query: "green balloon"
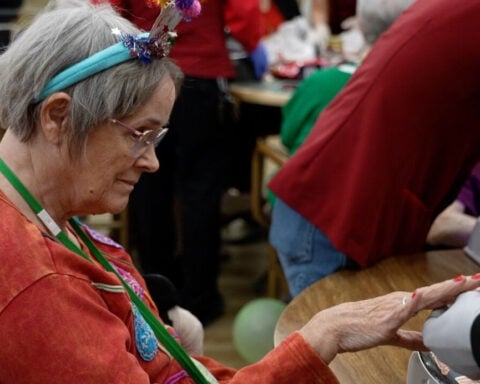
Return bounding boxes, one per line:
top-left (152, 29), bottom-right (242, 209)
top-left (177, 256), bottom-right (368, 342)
top-left (233, 298), bottom-right (286, 363)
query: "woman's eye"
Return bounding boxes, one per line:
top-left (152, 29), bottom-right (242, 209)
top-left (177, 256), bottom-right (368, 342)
top-left (132, 128), bottom-right (147, 138)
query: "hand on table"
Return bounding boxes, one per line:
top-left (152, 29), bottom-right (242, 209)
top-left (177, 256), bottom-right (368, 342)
top-left (299, 275), bottom-right (480, 364)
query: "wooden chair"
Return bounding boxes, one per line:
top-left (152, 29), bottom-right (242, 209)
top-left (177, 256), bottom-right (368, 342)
top-left (250, 135), bottom-right (290, 298)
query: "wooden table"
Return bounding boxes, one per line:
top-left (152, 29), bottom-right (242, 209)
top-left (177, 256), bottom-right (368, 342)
top-left (274, 249), bottom-right (480, 384)
top-left (229, 79), bottom-right (297, 108)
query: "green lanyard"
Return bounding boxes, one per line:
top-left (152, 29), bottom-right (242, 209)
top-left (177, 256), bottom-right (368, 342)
top-left (0, 157), bottom-right (214, 384)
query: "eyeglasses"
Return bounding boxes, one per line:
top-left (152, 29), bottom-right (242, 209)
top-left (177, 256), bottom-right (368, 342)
top-left (110, 118), bottom-right (168, 156)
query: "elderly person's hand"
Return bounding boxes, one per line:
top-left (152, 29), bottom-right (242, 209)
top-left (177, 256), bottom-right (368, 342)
top-left (299, 275), bottom-right (480, 364)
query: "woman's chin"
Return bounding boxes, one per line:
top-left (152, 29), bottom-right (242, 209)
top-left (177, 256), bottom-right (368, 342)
top-left (90, 199), bottom-right (129, 216)
top-left (109, 200), bottom-right (129, 215)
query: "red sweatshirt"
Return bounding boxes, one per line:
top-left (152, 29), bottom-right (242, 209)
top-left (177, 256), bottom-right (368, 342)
top-left (269, 0), bottom-right (480, 268)
top-left (96, 0), bottom-right (263, 78)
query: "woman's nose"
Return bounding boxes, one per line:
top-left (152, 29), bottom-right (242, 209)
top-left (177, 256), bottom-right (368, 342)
top-left (136, 144), bottom-right (160, 173)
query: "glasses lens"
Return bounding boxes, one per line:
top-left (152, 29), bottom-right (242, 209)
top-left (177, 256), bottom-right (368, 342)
top-left (153, 129), bottom-right (168, 146)
top-left (141, 128), bottom-right (168, 147)
top-left (132, 128), bottom-right (169, 155)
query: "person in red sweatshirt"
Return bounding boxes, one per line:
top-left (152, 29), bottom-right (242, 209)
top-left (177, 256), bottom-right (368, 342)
top-left (269, 0), bottom-right (480, 297)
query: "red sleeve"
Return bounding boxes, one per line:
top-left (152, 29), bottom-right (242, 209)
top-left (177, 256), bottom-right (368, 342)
top-left (196, 332), bottom-right (339, 384)
top-left (224, 0), bottom-right (264, 52)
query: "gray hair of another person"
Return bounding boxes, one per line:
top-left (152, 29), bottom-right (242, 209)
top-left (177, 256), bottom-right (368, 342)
top-left (357, 0), bottom-right (416, 45)
top-left (0, 1), bottom-right (183, 159)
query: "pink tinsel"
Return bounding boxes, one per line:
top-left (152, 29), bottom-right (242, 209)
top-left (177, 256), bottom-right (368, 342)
top-left (180, 0), bottom-right (201, 18)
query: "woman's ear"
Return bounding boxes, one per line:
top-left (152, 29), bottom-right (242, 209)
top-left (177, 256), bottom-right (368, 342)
top-left (39, 92), bottom-right (72, 145)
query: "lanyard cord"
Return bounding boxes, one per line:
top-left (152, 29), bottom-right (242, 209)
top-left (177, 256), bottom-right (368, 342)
top-left (0, 157), bottom-right (212, 384)
top-left (0, 158), bottom-right (91, 261)
top-left (69, 218), bottom-right (213, 384)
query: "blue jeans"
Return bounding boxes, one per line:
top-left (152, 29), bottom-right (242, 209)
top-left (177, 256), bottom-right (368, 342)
top-left (269, 198), bottom-right (357, 297)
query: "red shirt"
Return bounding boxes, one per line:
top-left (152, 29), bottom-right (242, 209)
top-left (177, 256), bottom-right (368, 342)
top-left (99, 0), bottom-right (263, 78)
top-left (261, 2), bottom-right (287, 36)
top-left (269, 0), bottom-right (480, 268)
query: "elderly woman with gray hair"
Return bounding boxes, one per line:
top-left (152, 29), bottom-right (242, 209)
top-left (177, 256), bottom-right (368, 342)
top-left (0, 1), bottom-right (479, 383)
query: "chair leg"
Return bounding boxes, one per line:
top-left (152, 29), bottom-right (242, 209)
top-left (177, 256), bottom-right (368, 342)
top-left (267, 244), bottom-right (288, 299)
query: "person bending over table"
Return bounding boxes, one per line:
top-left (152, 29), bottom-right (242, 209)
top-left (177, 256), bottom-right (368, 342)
top-left (265, 0), bottom-right (415, 219)
top-left (269, 0), bottom-right (480, 298)
top-left (1, 1), bottom-right (480, 383)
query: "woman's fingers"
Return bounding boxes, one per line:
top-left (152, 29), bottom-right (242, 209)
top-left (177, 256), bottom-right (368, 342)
top-left (391, 329), bottom-right (426, 351)
top-left (301, 275), bottom-right (480, 363)
top-left (411, 275), bottom-right (480, 312)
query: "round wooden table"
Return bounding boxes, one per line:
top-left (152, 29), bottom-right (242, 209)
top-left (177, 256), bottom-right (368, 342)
top-left (229, 80), bottom-right (296, 108)
top-left (274, 249), bottom-right (480, 384)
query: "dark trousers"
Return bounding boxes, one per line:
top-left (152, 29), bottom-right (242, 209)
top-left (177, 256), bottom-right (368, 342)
top-left (129, 77), bottom-right (228, 320)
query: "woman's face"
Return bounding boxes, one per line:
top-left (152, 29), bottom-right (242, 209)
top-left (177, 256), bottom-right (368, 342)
top-left (67, 76), bottom-right (176, 216)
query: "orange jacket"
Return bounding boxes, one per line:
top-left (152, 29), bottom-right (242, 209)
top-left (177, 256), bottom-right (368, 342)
top-left (0, 191), bottom-right (336, 383)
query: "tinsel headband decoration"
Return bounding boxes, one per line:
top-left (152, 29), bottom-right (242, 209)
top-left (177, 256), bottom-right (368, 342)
top-left (35, 0), bottom-right (201, 102)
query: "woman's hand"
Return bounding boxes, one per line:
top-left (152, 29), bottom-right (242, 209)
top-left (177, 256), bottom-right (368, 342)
top-left (299, 275), bottom-right (480, 364)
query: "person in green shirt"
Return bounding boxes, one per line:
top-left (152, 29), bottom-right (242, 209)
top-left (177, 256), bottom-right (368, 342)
top-left (281, 62), bottom-right (357, 154)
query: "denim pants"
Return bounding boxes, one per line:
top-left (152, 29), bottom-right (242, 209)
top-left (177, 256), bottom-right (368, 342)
top-left (269, 198), bottom-right (356, 297)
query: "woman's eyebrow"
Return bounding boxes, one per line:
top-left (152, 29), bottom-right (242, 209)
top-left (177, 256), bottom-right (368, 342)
top-left (138, 117), bottom-right (167, 127)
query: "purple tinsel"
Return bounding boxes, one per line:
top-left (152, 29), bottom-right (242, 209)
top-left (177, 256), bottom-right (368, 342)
top-left (174, 0), bottom-right (195, 10)
top-left (118, 32), bottom-right (176, 64)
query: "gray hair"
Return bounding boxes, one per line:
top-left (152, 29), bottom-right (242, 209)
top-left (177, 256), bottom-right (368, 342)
top-left (357, 0), bottom-right (415, 45)
top-left (0, 1), bottom-right (183, 158)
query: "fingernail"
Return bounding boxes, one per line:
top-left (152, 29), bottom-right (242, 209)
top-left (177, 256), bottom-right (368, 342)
top-left (472, 273), bottom-right (480, 280)
top-left (411, 290), bottom-right (417, 299)
top-left (453, 275), bottom-right (465, 282)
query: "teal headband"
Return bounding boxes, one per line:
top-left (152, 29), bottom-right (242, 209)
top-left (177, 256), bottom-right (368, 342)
top-left (35, 31), bottom-right (163, 103)
top-left (34, 1), bottom-right (199, 103)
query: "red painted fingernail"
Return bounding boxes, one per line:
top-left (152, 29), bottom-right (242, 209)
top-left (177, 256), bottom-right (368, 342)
top-left (453, 275), bottom-right (465, 282)
top-left (472, 273), bottom-right (480, 280)
top-left (411, 290), bottom-right (417, 299)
